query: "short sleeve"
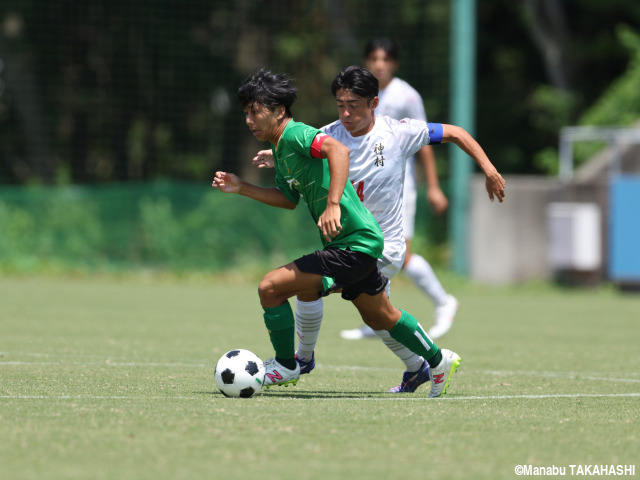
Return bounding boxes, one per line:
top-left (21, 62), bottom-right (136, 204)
top-left (285, 123), bottom-right (324, 159)
top-left (394, 118), bottom-right (431, 158)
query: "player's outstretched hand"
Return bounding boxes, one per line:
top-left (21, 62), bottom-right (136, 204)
top-left (427, 187), bottom-right (449, 215)
top-left (252, 150), bottom-right (274, 169)
top-left (212, 171), bottom-right (242, 194)
top-left (485, 171), bottom-right (506, 203)
top-left (318, 204), bottom-right (342, 242)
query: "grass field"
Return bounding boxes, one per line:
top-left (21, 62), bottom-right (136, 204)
top-left (1, 273), bottom-right (639, 480)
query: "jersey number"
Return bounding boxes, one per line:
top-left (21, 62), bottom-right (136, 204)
top-left (351, 180), bottom-right (365, 202)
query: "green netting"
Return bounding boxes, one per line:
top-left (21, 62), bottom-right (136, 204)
top-left (0, 181), bottom-right (322, 273)
top-left (0, 180), bottom-right (448, 273)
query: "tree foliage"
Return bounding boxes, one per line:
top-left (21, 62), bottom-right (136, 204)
top-left (0, 0), bottom-right (639, 184)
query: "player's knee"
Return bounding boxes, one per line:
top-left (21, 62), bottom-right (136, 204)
top-left (258, 272), bottom-right (283, 306)
top-left (257, 276), bottom-right (274, 303)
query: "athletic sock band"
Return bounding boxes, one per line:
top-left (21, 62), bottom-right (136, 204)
top-left (389, 310), bottom-right (440, 366)
top-left (263, 302), bottom-right (295, 361)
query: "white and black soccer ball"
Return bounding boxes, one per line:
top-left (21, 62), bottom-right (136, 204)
top-left (214, 349), bottom-right (265, 398)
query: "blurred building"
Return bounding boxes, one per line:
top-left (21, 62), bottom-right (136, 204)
top-left (469, 128), bottom-right (640, 287)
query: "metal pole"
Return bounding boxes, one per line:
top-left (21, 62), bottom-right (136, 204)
top-left (449, 0), bottom-right (476, 274)
top-left (558, 128), bottom-right (573, 182)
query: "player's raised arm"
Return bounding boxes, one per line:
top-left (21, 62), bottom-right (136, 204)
top-left (317, 135), bottom-right (350, 241)
top-left (212, 171), bottom-right (296, 210)
top-left (439, 124), bottom-right (506, 203)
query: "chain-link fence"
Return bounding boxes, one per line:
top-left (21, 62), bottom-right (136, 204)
top-left (0, 1), bottom-right (451, 185)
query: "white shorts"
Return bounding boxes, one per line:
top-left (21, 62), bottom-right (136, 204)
top-left (402, 157), bottom-right (417, 240)
top-left (377, 241), bottom-right (407, 297)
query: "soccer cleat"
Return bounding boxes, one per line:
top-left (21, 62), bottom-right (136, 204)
top-left (295, 352), bottom-right (315, 375)
top-left (339, 324), bottom-right (377, 340)
top-left (263, 357), bottom-right (301, 388)
top-left (428, 295), bottom-right (459, 340)
top-left (428, 349), bottom-right (461, 398)
top-left (387, 360), bottom-right (431, 393)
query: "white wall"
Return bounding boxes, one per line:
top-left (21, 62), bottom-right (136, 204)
top-left (468, 175), bottom-right (562, 284)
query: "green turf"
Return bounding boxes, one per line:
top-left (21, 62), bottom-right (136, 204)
top-left (1, 274), bottom-right (639, 480)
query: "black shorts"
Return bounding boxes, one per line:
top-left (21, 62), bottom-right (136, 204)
top-left (294, 248), bottom-right (388, 301)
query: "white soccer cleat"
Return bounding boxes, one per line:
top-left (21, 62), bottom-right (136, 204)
top-left (263, 357), bottom-right (301, 388)
top-left (428, 295), bottom-right (458, 340)
top-left (339, 325), bottom-right (377, 340)
top-left (428, 349), bottom-right (461, 398)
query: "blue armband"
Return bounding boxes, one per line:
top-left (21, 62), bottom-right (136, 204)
top-left (426, 123), bottom-right (443, 144)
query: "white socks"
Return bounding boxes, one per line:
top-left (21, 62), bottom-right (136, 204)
top-left (294, 295), bottom-right (425, 373)
top-left (403, 254), bottom-right (448, 307)
top-left (374, 329), bottom-right (425, 372)
top-left (294, 298), bottom-right (323, 361)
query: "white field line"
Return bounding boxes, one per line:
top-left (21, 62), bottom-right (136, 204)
top-left (438, 393), bottom-right (640, 401)
top-left (2, 356), bottom-right (640, 384)
top-left (0, 395), bottom-right (199, 400)
top-left (2, 355), bottom-right (639, 401)
top-left (1, 392), bottom-right (640, 401)
top-left (321, 364), bottom-right (640, 383)
top-left (0, 359), bottom-right (209, 368)
top-left (0, 361), bottom-right (210, 368)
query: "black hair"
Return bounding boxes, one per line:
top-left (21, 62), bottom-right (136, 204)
top-left (237, 68), bottom-right (297, 117)
top-left (363, 37), bottom-right (400, 62)
top-left (330, 65), bottom-right (379, 101)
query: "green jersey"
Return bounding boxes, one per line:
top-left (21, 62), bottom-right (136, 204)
top-left (271, 119), bottom-right (383, 259)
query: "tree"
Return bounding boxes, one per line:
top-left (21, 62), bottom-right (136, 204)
top-left (1, 0), bottom-right (640, 184)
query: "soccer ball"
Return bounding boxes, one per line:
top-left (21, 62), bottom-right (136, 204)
top-left (214, 349), bottom-right (265, 398)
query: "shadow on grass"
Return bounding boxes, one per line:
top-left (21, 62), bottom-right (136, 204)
top-left (199, 390), bottom-right (432, 399)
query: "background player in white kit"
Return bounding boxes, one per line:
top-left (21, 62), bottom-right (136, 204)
top-left (341, 37), bottom-right (459, 342)
top-left (254, 66), bottom-right (505, 393)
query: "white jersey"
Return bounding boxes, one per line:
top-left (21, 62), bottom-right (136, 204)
top-left (376, 78), bottom-right (429, 238)
top-left (377, 77), bottom-right (427, 122)
top-left (322, 115), bottom-right (433, 257)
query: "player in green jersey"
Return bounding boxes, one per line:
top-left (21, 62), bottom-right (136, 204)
top-left (212, 69), bottom-right (460, 396)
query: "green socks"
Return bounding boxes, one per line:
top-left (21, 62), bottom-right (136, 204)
top-left (264, 305), bottom-right (440, 371)
top-left (263, 303), bottom-right (297, 370)
top-left (389, 310), bottom-right (442, 368)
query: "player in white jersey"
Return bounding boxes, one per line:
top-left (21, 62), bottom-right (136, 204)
top-left (340, 37), bottom-right (458, 342)
top-left (253, 66), bottom-right (505, 393)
